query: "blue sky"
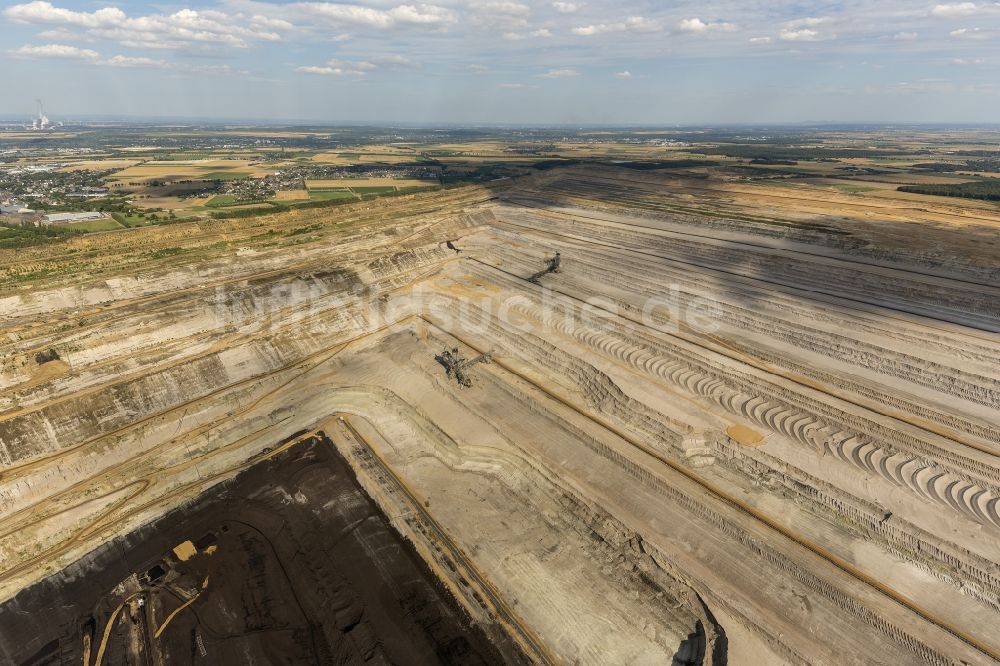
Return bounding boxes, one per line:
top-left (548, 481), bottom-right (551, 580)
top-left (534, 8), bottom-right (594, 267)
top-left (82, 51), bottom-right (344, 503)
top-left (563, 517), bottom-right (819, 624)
top-left (1, 0), bottom-right (999, 123)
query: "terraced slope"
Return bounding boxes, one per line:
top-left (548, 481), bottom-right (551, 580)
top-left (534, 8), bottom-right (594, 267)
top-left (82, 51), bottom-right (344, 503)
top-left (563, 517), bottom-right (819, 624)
top-left (0, 169), bottom-right (998, 665)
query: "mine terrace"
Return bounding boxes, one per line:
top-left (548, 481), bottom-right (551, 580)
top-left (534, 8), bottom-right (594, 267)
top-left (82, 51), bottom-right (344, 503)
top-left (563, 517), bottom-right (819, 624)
top-left (0, 123), bottom-right (998, 666)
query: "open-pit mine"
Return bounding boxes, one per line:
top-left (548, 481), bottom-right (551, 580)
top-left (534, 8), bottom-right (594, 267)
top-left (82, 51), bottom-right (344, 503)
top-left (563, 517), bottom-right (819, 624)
top-left (1, 164), bottom-right (999, 665)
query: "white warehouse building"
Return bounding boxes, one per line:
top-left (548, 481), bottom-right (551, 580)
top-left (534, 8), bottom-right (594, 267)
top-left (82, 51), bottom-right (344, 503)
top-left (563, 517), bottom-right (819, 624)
top-left (43, 211), bottom-right (107, 225)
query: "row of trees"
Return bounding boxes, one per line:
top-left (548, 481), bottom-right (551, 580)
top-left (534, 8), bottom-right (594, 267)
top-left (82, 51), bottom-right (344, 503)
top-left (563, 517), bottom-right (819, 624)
top-left (899, 179), bottom-right (1000, 201)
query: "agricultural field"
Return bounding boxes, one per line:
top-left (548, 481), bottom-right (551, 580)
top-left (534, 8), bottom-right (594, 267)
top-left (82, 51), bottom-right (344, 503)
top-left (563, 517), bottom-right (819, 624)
top-left (106, 159), bottom-right (273, 183)
top-left (58, 159), bottom-right (142, 172)
top-left (205, 194), bottom-right (238, 207)
top-left (2, 123), bottom-right (999, 240)
top-left (272, 189), bottom-right (309, 201)
top-left (307, 189), bottom-right (358, 201)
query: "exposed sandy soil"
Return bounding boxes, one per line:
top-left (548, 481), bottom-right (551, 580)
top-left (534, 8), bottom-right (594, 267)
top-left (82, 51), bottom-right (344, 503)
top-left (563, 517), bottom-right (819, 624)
top-left (273, 189), bottom-right (310, 201)
top-left (0, 166), bottom-right (998, 665)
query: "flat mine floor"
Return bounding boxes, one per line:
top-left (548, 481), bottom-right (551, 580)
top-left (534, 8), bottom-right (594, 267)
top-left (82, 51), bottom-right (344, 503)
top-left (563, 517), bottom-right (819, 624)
top-left (0, 437), bottom-right (512, 665)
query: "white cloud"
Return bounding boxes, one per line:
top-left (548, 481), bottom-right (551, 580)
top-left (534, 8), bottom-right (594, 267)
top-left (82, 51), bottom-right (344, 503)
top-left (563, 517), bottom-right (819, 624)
top-left (9, 42), bottom-right (231, 71)
top-left (503, 27), bottom-right (551, 39)
top-left (952, 57), bottom-right (985, 64)
top-left (10, 43), bottom-right (98, 59)
top-left (783, 16), bottom-right (831, 28)
top-left (777, 16), bottom-right (834, 41)
top-left (297, 57), bottom-right (377, 76)
top-left (36, 27), bottom-right (81, 40)
top-left (12, 0), bottom-right (997, 91)
top-left (614, 70), bottom-right (632, 79)
top-left (623, 16), bottom-right (660, 32)
top-left (780, 28), bottom-right (821, 41)
top-left (678, 18), bottom-right (736, 34)
top-left (950, 26), bottom-right (991, 38)
top-left (465, 1), bottom-right (531, 30)
top-left (103, 54), bottom-right (167, 68)
top-left (930, 2), bottom-right (1000, 16)
top-left (678, 18), bottom-right (708, 33)
top-left (551, 2), bottom-right (580, 13)
top-left (932, 2), bottom-right (978, 15)
top-left (572, 15), bottom-right (660, 35)
top-left (471, 1), bottom-right (530, 17)
top-left (296, 55), bottom-right (421, 76)
top-left (498, 82), bottom-right (534, 88)
top-left (297, 65), bottom-right (344, 75)
top-left (284, 3), bottom-right (457, 30)
top-left (539, 67), bottom-right (579, 78)
top-left (4, 2), bottom-right (126, 28)
top-left (465, 63), bottom-right (489, 72)
top-left (3, 1), bottom-right (288, 49)
top-left (250, 15), bottom-right (294, 30)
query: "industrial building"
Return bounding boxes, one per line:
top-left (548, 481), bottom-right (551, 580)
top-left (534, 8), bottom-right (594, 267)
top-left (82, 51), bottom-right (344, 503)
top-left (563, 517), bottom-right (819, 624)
top-left (43, 211), bottom-right (107, 225)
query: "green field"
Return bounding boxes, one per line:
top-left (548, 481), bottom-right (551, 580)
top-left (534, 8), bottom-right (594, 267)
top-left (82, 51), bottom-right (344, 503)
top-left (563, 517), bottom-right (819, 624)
top-left (112, 213), bottom-right (152, 227)
top-left (308, 189), bottom-right (358, 201)
top-left (206, 194), bottom-right (238, 207)
top-left (62, 218), bottom-right (125, 232)
top-left (350, 186), bottom-right (396, 194)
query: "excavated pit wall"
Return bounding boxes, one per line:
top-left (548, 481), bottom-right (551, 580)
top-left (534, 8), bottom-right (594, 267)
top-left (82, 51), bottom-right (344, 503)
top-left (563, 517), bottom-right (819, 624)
top-left (457, 258), bottom-right (1000, 535)
top-left (1, 198), bottom-right (997, 665)
top-left (458, 354), bottom-right (949, 665)
top-left (433, 291), bottom-right (1000, 614)
top-left (334, 381), bottom-right (712, 664)
top-left (495, 206), bottom-right (1000, 329)
top-left (486, 237), bottom-right (999, 417)
top-left (0, 246), bottom-right (451, 465)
